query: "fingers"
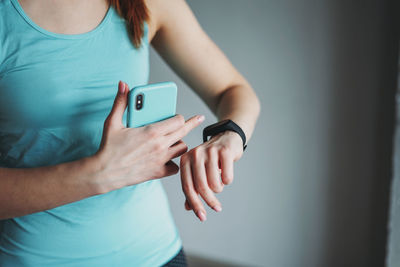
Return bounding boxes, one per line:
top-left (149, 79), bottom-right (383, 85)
top-left (165, 115), bottom-right (205, 147)
top-left (180, 155), bottom-right (207, 221)
top-left (168, 140), bottom-right (188, 159)
top-left (182, 155), bottom-right (223, 212)
top-left (163, 160), bottom-right (180, 177)
top-left (184, 199), bottom-right (192, 210)
top-left (220, 147), bottom-right (234, 185)
top-left (149, 114), bottom-right (186, 136)
top-left (205, 148), bottom-right (224, 193)
top-left (106, 81), bottom-right (128, 128)
top-left (191, 155), bottom-right (222, 212)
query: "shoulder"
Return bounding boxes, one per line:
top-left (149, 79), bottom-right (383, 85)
top-left (144, 0), bottom-right (194, 43)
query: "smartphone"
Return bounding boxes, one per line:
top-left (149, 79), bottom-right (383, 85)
top-left (127, 81), bottom-right (177, 128)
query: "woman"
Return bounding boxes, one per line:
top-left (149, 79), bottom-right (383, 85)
top-left (0, 0), bottom-right (260, 266)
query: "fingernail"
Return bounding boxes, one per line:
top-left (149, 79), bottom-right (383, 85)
top-left (197, 210), bottom-right (207, 221)
top-left (197, 115), bottom-right (205, 122)
top-left (213, 205), bottom-right (222, 212)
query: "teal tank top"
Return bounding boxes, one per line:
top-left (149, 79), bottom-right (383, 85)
top-left (0, 0), bottom-right (182, 266)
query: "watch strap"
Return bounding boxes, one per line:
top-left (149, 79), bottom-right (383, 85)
top-left (203, 119), bottom-right (247, 151)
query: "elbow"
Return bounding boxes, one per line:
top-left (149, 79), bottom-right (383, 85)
top-left (251, 88), bottom-right (261, 118)
top-left (255, 95), bottom-right (261, 115)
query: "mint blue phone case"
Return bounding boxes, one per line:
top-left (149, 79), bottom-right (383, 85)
top-left (127, 82), bottom-right (177, 128)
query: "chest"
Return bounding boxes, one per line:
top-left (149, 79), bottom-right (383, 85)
top-left (17, 0), bottom-right (110, 35)
top-left (0, 13), bottom-right (150, 129)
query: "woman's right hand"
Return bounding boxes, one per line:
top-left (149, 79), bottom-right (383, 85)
top-left (92, 80), bottom-right (205, 194)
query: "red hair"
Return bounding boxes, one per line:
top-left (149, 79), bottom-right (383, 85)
top-left (108, 0), bottom-right (149, 48)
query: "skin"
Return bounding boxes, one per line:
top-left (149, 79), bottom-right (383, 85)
top-left (4, 0), bottom-right (261, 222)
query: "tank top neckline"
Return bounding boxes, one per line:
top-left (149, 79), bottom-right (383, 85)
top-left (10, 0), bottom-right (113, 40)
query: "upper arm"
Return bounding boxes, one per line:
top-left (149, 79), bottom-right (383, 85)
top-left (146, 0), bottom-right (250, 113)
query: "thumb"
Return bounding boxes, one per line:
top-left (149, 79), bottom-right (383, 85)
top-left (107, 80), bottom-right (128, 128)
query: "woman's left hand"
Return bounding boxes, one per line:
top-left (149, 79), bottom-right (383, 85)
top-left (180, 130), bottom-right (244, 221)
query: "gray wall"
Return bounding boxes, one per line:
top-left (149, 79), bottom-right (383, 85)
top-left (386, 49), bottom-right (400, 267)
top-left (149, 1), bottom-right (399, 266)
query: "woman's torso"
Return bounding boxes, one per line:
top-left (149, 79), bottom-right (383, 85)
top-left (0, 0), bottom-right (182, 266)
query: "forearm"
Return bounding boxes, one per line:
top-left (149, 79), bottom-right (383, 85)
top-left (0, 156), bottom-right (101, 220)
top-left (215, 83), bottom-right (261, 144)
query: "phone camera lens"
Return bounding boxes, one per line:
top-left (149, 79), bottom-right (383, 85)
top-left (136, 93), bottom-right (144, 110)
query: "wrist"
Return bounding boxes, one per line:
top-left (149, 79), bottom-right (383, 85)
top-left (87, 152), bottom-right (133, 194)
top-left (82, 154), bottom-right (112, 195)
top-left (223, 130), bottom-right (243, 146)
top-left (222, 131), bottom-right (245, 156)
top-left (203, 119), bottom-right (247, 151)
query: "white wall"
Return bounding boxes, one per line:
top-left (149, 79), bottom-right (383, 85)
top-left (149, 1), bottom-right (399, 266)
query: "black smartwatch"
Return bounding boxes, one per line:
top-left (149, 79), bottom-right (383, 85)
top-left (202, 119), bottom-right (247, 151)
